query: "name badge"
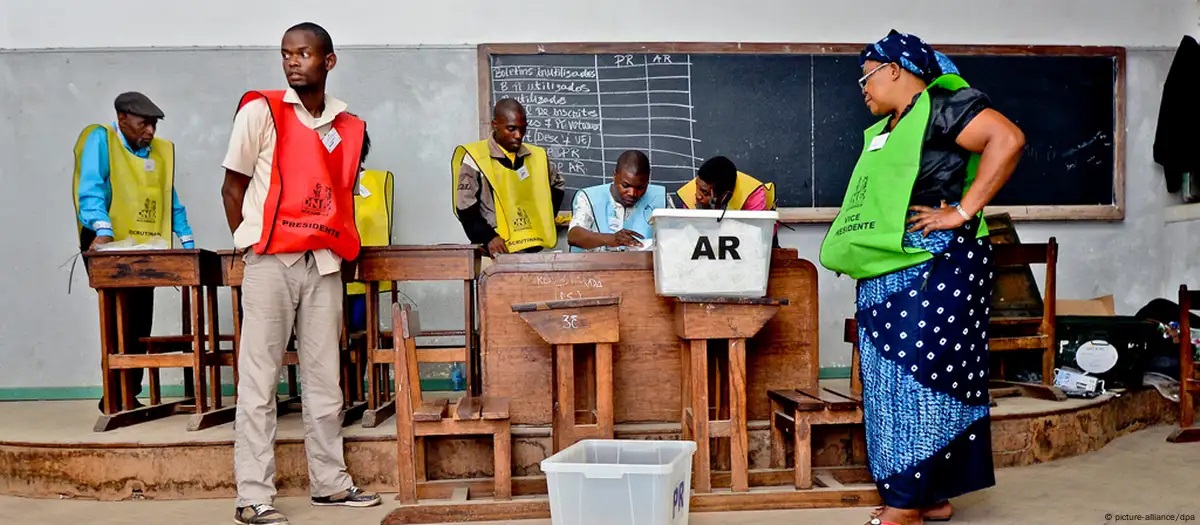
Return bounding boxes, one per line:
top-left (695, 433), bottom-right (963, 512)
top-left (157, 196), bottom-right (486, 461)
top-left (143, 159), bottom-right (156, 172)
top-left (868, 133), bottom-right (889, 151)
top-left (517, 166), bottom-right (530, 181)
top-left (322, 129), bottom-right (342, 153)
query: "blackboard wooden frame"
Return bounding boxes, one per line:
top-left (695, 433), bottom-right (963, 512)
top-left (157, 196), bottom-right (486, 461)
top-left (477, 43), bottom-right (1126, 223)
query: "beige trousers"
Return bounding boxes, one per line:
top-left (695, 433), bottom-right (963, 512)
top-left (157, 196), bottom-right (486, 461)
top-left (234, 251), bottom-right (352, 507)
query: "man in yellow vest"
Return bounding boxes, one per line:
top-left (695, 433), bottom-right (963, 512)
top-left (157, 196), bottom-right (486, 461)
top-left (452, 98), bottom-right (565, 257)
top-left (674, 155), bottom-right (776, 211)
top-left (72, 91), bottom-right (196, 412)
top-left (346, 131), bottom-right (395, 332)
top-left (674, 155), bottom-right (780, 244)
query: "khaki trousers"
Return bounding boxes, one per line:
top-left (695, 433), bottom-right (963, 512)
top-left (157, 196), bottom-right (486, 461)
top-left (234, 251), bottom-right (352, 507)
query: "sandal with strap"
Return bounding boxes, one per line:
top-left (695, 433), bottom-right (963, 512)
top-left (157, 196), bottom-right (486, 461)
top-left (872, 504), bottom-right (953, 522)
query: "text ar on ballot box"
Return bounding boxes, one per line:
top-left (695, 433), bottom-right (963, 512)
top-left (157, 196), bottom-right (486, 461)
top-left (650, 208), bottom-right (785, 494)
top-left (650, 209), bottom-right (778, 297)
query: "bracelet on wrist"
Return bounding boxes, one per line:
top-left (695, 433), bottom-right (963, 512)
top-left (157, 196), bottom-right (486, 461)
top-left (955, 205), bottom-right (972, 221)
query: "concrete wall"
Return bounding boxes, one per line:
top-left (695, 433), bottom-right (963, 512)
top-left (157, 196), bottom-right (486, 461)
top-left (1, 0), bottom-right (1196, 391)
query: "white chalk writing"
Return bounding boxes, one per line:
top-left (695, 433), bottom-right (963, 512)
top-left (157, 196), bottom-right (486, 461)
top-left (492, 54), bottom-right (703, 192)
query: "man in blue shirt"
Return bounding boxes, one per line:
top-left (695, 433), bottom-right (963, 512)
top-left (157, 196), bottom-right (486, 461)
top-left (73, 91), bottom-right (196, 412)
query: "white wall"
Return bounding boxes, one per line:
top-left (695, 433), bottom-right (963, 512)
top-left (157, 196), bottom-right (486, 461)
top-left (0, 0), bottom-right (1196, 391)
top-left (2, 0), bottom-right (1196, 49)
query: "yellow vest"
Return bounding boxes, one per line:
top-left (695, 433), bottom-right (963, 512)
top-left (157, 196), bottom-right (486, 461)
top-left (451, 140), bottom-right (557, 252)
top-left (676, 172), bottom-right (776, 210)
top-left (347, 169), bottom-right (394, 296)
top-left (72, 124), bottom-right (175, 246)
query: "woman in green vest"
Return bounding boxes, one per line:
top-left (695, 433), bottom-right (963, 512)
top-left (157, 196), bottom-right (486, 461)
top-left (818, 30), bottom-right (1025, 525)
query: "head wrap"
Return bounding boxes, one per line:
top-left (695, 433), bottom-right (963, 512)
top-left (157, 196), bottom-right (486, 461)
top-left (859, 29), bottom-right (959, 83)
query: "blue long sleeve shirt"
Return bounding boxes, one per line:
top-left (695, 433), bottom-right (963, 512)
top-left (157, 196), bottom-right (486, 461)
top-left (77, 123), bottom-right (194, 248)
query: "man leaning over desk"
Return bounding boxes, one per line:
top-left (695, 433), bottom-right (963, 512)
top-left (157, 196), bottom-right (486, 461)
top-left (567, 149), bottom-right (667, 252)
top-left (452, 98), bottom-right (566, 257)
top-left (72, 91), bottom-right (196, 412)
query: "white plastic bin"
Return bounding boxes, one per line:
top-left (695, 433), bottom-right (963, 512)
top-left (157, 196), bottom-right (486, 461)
top-left (650, 209), bottom-right (778, 297)
top-left (540, 439), bottom-right (698, 525)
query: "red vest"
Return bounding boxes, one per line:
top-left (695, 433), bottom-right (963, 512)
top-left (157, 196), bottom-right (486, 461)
top-left (238, 90), bottom-right (365, 261)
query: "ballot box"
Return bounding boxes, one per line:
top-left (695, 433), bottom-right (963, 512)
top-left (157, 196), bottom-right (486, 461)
top-left (650, 209), bottom-right (778, 297)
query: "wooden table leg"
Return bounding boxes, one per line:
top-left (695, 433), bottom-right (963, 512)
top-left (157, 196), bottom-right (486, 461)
top-left (189, 286), bottom-right (237, 431)
top-left (729, 338), bottom-right (748, 493)
top-left (689, 340), bottom-right (711, 493)
top-left (366, 281), bottom-right (381, 412)
top-left (679, 341), bottom-right (692, 441)
top-left (595, 343), bottom-right (614, 438)
top-left (769, 398), bottom-right (785, 469)
top-left (207, 284), bottom-right (222, 410)
top-left (191, 286), bottom-right (208, 415)
top-left (98, 290), bottom-right (118, 415)
top-left (115, 290), bottom-right (136, 410)
top-left (463, 280), bottom-right (477, 396)
top-left (231, 286), bottom-right (242, 393)
top-left (554, 344), bottom-right (575, 453)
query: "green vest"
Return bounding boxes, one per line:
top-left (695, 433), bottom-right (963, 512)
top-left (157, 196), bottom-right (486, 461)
top-left (819, 74), bottom-right (987, 280)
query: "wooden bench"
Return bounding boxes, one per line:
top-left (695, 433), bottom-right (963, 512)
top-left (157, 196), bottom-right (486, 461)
top-left (392, 303), bottom-right (512, 505)
top-left (1169, 285), bottom-right (1200, 444)
top-left (768, 318), bottom-right (865, 489)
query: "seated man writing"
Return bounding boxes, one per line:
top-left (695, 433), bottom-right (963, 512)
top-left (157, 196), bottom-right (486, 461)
top-left (567, 150), bottom-right (666, 252)
top-left (674, 155), bottom-right (775, 211)
top-left (675, 155), bottom-right (780, 246)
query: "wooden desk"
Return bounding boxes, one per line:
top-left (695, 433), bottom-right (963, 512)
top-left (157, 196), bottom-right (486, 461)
top-left (478, 250), bottom-right (819, 427)
top-left (84, 249), bottom-right (231, 431)
top-left (348, 244), bottom-right (482, 427)
top-left (675, 296), bottom-right (785, 493)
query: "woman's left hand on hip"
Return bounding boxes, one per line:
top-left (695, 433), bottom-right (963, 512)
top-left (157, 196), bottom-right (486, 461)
top-left (906, 200), bottom-right (966, 236)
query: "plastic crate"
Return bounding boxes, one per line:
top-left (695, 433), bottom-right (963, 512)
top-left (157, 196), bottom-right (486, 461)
top-left (540, 439), bottom-right (697, 525)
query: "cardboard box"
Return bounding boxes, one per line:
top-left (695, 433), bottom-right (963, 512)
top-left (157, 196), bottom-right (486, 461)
top-left (1057, 295), bottom-right (1115, 317)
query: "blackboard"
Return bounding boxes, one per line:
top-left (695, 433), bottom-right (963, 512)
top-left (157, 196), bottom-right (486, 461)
top-left (479, 44), bottom-right (1125, 222)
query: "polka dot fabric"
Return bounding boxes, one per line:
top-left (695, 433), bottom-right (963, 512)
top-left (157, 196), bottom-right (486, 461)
top-left (854, 219), bottom-right (997, 509)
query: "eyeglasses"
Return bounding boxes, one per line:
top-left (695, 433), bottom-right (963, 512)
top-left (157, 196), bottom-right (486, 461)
top-left (858, 63), bottom-right (889, 89)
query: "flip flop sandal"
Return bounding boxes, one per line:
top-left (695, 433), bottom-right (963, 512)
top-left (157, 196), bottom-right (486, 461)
top-left (867, 519), bottom-right (902, 525)
top-left (871, 506), bottom-right (953, 522)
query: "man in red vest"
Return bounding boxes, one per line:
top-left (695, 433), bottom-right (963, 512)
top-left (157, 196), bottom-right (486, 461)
top-left (219, 22), bottom-right (380, 525)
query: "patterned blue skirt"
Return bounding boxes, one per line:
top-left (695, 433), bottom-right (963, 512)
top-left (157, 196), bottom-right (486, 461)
top-left (855, 218), bottom-right (996, 509)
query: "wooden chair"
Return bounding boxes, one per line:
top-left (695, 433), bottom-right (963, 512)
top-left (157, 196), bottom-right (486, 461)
top-left (1169, 285), bottom-right (1200, 443)
top-left (392, 303), bottom-right (511, 504)
top-left (350, 245), bottom-right (482, 428)
top-left (987, 238), bottom-right (1063, 397)
top-left (768, 319), bottom-right (864, 490)
top-left (512, 297), bottom-right (620, 453)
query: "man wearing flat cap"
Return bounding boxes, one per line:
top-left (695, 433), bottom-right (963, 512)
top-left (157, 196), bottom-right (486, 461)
top-left (73, 91), bottom-right (196, 412)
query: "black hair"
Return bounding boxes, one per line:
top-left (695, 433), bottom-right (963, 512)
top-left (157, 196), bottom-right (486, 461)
top-left (286, 22), bottom-right (334, 55)
top-left (493, 98), bottom-right (525, 119)
top-left (697, 156), bottom-right (737, 195)
top-left (615, 150), bottom-right (650, 177)
top-left (360, 128), bottom-right (371, 167)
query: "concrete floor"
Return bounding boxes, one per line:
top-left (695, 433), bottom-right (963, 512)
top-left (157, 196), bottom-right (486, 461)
top-left (1, 425), bottom-right (1195, 525)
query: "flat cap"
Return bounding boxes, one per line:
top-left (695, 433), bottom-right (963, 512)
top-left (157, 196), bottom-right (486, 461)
top-left (113, 92), bottom-right (164, 119)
